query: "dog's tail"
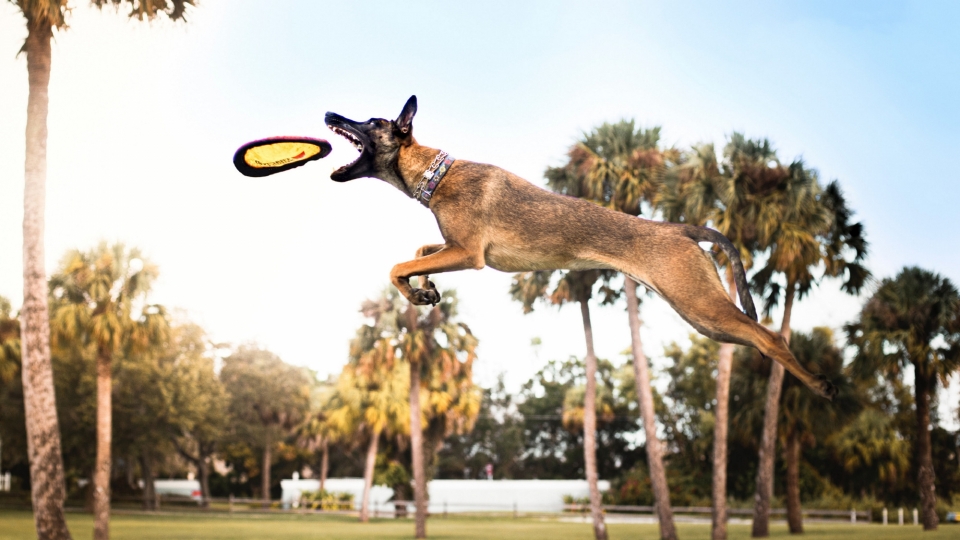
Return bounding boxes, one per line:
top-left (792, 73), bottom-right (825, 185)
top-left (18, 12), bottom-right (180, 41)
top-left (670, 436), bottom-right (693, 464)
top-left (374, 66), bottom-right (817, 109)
top-left (683, 225), bottom-right (758, 322)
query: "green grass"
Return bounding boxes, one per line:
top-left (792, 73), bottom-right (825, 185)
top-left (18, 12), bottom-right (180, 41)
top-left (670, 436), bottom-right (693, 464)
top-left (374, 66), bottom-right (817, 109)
top-left (0, 510), bottom-right (957, 540)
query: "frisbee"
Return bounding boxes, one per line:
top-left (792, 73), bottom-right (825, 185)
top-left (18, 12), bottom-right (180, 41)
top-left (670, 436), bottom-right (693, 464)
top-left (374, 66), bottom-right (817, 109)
top-left (233, 137), bottom-right (332, 177)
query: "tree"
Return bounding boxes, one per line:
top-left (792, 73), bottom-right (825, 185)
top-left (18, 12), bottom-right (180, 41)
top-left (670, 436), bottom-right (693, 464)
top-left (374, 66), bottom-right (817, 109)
top-left (847, 267), bottom-right (960, 530)
top-left (329, 299), bottom-right (412, 523)
top-left (353, 287), bottom-right (480, 537)
top-left (511, 269), bottom-right (613, 540)
top-left (733, 329), bottom-right (860, 533)
top-left (401, 290), bottom-right (479, 538)
top-left (301, 380), bottom-right (343, 493)
top-left (49, 243), bottom-right (168, 539)
top-left (0, 297), bottom-right (19, 384)
top-left (748, 167), bottom-right (869, 536)
top-left (12, 2), bottom-right (193, 536)
top-left (434, 375), bottom-right (524, 480)
top-left (659, 135), bottom-right (781, 540)
top-left (548, 120), bottom-right (678, 539)
top-left (220, 346), bottom-right (313, 507)
top-left (162, 324), bottom-right (227, 507)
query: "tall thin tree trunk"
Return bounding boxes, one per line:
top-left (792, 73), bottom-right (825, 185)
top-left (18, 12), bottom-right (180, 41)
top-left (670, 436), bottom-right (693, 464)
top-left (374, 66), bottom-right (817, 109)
top-left (139, 451), bottom-right (155, 511)
top-left (261, 433), bottom-right (272, 509)
top-left (580, 299), bottom-right (609, 540)
top-left (320, 438), bottom-right (329, 493)
top-left (198, 451), bottom-right (210, 508)
top-left (784, 429), bottom-right (803, 534)
top-left (360, 428), bottom-right (381, 523)
top-left (712, 269), bottom-right (738, 540)
top-left (410, 360), bottom-right (427, 538)
top-left (93, 349), bottom-right (112, 540)
top-left (914, 371), bottom-right (938, 531)
top-left (20, 22), bottom-right (72, 540)
top-left (625, 279), bottom-right (677, 540)
top-left (752, 281), bottom-right (794, 537)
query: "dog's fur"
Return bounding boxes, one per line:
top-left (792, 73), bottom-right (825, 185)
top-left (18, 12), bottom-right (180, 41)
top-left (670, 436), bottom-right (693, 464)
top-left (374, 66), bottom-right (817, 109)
top-left (324, 96), bottom-right (836, 400)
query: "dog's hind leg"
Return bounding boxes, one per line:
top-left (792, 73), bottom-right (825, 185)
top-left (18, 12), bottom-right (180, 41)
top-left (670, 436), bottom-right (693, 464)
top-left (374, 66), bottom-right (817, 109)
top-left (616, 238), bottom-right (836, 399)
top-left (650, 272), bottom-right (837, 400)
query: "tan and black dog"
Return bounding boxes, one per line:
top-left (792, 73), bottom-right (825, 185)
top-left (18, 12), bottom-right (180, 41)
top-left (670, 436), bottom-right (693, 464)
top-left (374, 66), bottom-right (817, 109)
top-left (324, 96), bottom-right (836, 400)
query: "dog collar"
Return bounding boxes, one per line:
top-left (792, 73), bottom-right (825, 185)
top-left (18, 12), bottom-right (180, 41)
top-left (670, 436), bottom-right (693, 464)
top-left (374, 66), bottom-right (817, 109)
top-left (414, 151), bottom-right (455, 207)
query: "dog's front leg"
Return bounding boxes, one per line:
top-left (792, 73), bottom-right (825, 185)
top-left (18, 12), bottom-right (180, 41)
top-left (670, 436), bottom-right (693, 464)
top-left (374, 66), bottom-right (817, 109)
top-left (414, 244), bottom-right (446, 293)
top-left (390, 245), bottom-right (484, 305)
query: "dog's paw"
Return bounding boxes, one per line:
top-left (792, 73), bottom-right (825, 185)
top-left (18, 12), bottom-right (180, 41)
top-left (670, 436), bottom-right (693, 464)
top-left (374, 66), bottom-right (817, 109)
top-left (410, 287), bottom-right (441, 306)
top-left (812, 374), bottom-right (838, 401)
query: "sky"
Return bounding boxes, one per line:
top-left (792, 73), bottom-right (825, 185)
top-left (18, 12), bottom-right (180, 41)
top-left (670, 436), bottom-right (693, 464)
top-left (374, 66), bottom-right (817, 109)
top-left (1, 1), bottom-right (959, 423)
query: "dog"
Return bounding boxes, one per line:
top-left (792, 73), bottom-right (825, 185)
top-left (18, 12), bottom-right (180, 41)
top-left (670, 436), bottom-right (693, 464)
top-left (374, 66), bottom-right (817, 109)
top-left (324, 96), bottom-right (836, 400)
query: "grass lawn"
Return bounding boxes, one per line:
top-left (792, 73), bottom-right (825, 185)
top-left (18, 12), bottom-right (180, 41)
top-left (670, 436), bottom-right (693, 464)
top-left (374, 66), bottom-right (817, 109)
top-left (0, 510), bottom-right (957, 540)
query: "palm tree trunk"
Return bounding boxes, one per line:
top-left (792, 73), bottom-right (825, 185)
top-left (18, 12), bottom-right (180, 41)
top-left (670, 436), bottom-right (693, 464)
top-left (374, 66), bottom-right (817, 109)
top-left (20, 22), bottom-right (72, 540)
top-left (320, 438), bottom-right (329, 493)
top-left (579, 299), bottom-right (609, 540)
top-left (198, 447), bottom-right (211, 508)
top-left (624, 279), bottom-right (676, 540)
top-left (751, 281), bottom-right (794, 537)
top-left (93, 349), bottom-right (112, 540)
top-left (410, 360), bottom-right (428, 539)
top-left (914, 371), bottom-right (938, 530)
top-left (261, 433), bottom-right (273, 508)
top-left (139, 451), bottom-right (155, 511)
top-left (712, 269), bottom-right (737, 540)
top-left (360, 428), bottom-right (381, 522)
top-left (784, 428), bottom-right (803, 533)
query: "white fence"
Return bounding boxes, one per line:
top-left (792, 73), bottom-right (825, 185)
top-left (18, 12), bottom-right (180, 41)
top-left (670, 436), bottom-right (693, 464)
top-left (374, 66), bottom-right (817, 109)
top-left (280, 478), bottom-right (610, 513)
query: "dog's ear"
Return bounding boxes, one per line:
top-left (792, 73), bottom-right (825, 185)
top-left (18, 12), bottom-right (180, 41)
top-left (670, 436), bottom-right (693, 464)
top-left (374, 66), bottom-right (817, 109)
top-left (396, 95), bottom-right (417, 134)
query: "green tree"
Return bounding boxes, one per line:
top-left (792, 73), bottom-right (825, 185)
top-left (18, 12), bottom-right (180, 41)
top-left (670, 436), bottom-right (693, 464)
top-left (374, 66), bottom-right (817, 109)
top-left (733, 329), bottom-right (860, 533)
top-left (163, 323), bottom-right (227, 507)
top-left (329, 298), bottom-right (415, 522)
top-left (748, 168), bottom-right (869, 536)
top-left (401, 290), bottom-right (479, 538)
top-left (301, 380), bottom-right (344, 493)
top-left (220, 346), bottom-right (313, 507)
top-left (11, 2), bottom-right (193, 536)
top-left (0, 297), bottom-right (19, 384)
top-left (659, 134), bottom-right (784, 540)
top-left (846, 267), bottom-right (960, 530)
top-left (548, 120), bottom-right (678, 539)
top-left (354, 287), bottom-right (480, 537)
top-left (435, 375), bottom-right (524, 480)
top-left (511, 269), bottom-right (614, 540)
top-left (49, 243), bottom-right (168, 539)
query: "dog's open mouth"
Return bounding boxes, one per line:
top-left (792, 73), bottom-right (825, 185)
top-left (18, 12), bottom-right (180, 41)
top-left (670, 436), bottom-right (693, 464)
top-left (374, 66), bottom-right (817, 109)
top-left (328, 125), bottom-right (365, 174)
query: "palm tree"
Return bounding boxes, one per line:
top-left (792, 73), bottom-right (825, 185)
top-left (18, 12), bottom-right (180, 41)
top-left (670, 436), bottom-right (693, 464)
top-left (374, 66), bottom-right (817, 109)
top-left (357, 287), bottom-right (480, 538)
top-left (328, 358), bottom-right (409, 523)
top-left (659, 135), bottom-right (783, 540)
top-left (549, 120), bottom-right (678, 540)
top-left (302, 383), bottom-right (345, 494)
top-left (13, 3), bottom-right (193, 537)
top-left (732, 328), bottom-right (860, 534)
top-left (748, 170), bottom-right (869, 536)
top-left (512, 269), bottom-right (611, 540)
top-left (49, 243), bottom-right (168, 540)
top-left (0, 297), bottom-right (19, 385)
top-left (847, 267), bottom-right (960, 531)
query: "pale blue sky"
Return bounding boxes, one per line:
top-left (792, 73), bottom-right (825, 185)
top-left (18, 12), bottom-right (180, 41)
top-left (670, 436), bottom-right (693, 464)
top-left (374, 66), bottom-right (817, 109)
top-left (1, 1), bottom-right (958, 417)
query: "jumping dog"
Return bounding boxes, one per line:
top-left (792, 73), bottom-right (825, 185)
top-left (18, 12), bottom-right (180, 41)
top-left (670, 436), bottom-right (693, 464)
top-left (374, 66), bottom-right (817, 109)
top-left (324, 96), bottom-right (836, 400)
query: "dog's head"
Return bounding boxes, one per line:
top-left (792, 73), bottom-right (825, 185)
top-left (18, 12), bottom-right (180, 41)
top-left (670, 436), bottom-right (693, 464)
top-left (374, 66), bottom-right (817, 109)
top-left (324, 95), bottom-right (418, 184)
